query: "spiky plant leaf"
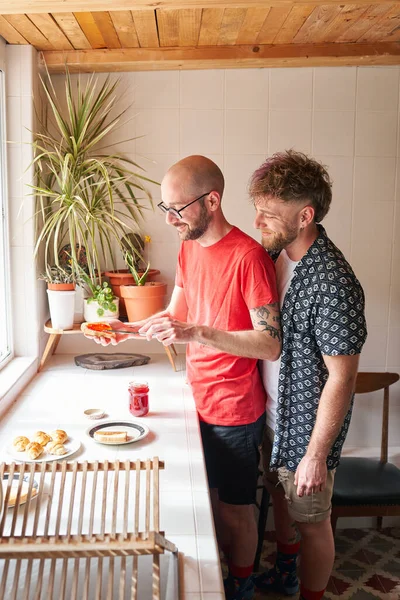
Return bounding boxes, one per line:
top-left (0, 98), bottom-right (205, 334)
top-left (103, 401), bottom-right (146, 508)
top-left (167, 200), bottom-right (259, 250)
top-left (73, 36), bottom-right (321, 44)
top-left (33, 70), bottom-right (157, 284)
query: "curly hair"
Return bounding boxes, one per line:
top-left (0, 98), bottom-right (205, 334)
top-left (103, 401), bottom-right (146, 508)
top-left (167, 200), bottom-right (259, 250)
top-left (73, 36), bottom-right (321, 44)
top-left (249, 150), bottom-right (332, 223)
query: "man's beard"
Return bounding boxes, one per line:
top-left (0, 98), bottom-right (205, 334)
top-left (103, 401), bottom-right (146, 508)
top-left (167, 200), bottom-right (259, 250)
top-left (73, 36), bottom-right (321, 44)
top-left (177, 205), bottom-right (212, 241)
top-left (261, 227), bottom-right (298, 254)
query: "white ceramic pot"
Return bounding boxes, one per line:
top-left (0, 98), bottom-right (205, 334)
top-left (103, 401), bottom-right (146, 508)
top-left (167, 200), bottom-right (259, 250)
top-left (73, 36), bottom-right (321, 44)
top-left (83, 297), bottom-right (119, 322)
top-left (47, 289), bottom-right (76, 330)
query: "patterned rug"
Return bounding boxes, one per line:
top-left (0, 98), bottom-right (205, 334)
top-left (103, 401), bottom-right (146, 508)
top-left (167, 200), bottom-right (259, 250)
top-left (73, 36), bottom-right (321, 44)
top-left (253, 527), bottom-right (400, 600)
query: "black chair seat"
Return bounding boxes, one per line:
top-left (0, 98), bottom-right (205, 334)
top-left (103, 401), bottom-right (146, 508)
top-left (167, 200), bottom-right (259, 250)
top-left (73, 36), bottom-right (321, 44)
top-left (333, 457), bottom-right (400, 506)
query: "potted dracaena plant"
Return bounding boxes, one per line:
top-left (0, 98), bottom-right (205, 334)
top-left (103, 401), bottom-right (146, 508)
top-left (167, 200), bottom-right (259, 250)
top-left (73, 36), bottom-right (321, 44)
top-left (120, 243), bottom-right (167, 322)
top-left (32, 69), bottom-right (157, 309)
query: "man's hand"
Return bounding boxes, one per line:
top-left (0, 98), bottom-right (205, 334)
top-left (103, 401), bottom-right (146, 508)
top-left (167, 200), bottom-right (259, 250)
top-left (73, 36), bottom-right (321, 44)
top-left (83, 319), bottom-right (141, 347)
top-left (139, 316), bottom-right (197, 345)
top-left (294, 455), bottom-right (327, 497)
top-left (293, 354), bottom-right (359, 497)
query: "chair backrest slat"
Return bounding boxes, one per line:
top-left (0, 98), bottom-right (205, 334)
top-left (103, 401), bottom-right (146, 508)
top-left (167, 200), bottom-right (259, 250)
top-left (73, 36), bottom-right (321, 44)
top-left (354, 372), bottom-right (399, 465)
top-left (355, 372), bottom-right (399, 394)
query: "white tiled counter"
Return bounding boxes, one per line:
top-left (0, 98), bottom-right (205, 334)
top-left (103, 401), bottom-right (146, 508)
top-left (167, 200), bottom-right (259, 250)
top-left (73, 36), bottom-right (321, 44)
top-left (0, 354), bottom-right (224, 599)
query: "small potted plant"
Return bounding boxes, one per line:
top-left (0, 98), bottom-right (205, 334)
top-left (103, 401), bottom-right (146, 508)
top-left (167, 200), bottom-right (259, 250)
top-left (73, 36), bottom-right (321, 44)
top-left (84, 280), bottom-right (119, 322)
top-left (104, 233), bottom-right (160, 315)
top-left (39, 265), bottom-right (76, 291)
top-left (77, 266), bottom-right (119, 322)
top-left (39, 266), bottom-right (76, 329)
top-left (120, 248), bottom-right (167, 322)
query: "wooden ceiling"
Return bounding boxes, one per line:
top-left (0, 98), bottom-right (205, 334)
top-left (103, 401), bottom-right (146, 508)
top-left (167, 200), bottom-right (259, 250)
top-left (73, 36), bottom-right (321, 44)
top-left (0, 1), bottom-right (399, 71)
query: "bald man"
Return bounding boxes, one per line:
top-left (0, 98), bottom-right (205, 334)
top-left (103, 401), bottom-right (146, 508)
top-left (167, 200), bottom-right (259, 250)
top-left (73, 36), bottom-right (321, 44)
top-left (86, 156), bottom-right (281, 600)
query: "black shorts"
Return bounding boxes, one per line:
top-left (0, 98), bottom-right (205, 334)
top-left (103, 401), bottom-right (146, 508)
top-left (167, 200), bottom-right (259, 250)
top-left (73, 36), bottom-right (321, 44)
top-left (199, 412), bottom-right (265, 505)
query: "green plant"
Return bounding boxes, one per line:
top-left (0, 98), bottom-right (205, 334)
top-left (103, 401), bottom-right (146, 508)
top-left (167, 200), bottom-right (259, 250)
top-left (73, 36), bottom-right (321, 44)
top-left (86, 281), bottom-right (117, 317)
top-left (32, 69), bottom-right (157, 285)
top-left (75, 262), bottom-right (117, 316)
top-left (121, 232), bottom-right (144, 271)
top-left (39, 265), bottom-right (75, 284)
top-left (124, 249), bottom-right (150, 286)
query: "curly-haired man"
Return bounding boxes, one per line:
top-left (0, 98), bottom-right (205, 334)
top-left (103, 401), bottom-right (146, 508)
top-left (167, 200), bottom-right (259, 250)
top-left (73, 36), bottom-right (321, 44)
top-left (250, 150), bottom-right (367, 600)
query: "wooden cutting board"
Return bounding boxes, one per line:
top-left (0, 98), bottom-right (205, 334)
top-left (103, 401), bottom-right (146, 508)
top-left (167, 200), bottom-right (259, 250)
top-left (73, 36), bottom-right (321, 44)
top-left (74, 353), bottom-right (151, 370)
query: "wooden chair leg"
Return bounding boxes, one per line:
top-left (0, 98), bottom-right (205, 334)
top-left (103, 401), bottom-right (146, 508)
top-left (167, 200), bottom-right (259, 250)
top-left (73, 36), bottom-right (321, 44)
top-left (171, 344), bottom-right (177, 356)
top-left (331, 512), bottom-right (338, 537)
top-left (377, 516), bottom-right (383, 530)
top-left (38, 334), bottom-right (61, 372)
top-left (254, 487), bottom-right (270, 572)
top-left (163, 345), bottom-right (177, 372)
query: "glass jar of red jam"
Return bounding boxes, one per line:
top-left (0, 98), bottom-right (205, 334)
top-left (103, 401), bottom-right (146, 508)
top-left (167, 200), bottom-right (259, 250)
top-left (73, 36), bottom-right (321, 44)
top-left (128, 381), bottom-right (149, 417)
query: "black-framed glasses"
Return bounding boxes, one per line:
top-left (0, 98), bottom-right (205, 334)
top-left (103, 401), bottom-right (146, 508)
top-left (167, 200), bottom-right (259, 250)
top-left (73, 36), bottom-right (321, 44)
top-left (157, 191), bottom-right (212, 220)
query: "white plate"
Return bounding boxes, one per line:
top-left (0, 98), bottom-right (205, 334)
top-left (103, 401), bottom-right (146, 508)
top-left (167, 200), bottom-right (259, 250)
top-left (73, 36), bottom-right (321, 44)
top-left (6, 438), bottom-right (81, 463)
top-left (2, 474), bottom-right (39, 508)
top-left (87, 420), bottom-right (149, 445)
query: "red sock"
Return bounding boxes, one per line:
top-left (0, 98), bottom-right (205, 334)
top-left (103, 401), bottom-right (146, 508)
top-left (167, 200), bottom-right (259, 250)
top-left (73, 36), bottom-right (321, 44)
top-left (300, 584), bottom-right (326, 600)
top-left (229, 562), bottom-right (254, 579)
top-left (277, 540), bottom-right (301, 555)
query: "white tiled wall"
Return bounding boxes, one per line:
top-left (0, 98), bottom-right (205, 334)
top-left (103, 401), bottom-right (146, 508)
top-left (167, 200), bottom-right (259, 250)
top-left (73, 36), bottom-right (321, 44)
top-left (34, 67), bottom-right (400, 448)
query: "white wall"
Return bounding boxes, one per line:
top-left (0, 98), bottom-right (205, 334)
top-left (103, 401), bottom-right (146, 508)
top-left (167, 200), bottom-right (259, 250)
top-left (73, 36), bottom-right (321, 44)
top-left (34, 67), bottom-right (400, 452)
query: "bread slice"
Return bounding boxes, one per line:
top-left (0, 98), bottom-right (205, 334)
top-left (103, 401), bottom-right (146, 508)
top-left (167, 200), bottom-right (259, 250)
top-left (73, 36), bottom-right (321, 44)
top-left (3, 482), bottom-right (38, 507)
top-left (93, 430), bottom-right (127, 443)
top-left (81, 322), bottom-right (116, 340)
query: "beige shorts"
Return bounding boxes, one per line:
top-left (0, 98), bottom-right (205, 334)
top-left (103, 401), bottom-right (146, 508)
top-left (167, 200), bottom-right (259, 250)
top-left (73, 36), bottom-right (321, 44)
top-left (262, 427), bottom-right (335, 524)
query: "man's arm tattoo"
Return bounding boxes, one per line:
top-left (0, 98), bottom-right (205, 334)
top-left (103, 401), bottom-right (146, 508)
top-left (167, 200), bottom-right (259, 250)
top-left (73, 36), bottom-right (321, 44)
top-left (250, 302), bottom-right (282, 342)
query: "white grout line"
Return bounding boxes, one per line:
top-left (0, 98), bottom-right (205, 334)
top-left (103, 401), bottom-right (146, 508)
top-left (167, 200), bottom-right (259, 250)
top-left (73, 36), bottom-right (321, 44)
top-left (349, 66), bottom-right (358, 263)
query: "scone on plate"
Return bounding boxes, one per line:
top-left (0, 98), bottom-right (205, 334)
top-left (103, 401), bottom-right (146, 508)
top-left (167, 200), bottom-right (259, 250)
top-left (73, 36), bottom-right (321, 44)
top-left (33, 431), bottom-right (51, 446)
top-left (13, 436), bottom-right (30, 452)
top-left (50, 430), bottom-right (68, 444)
top-left (47, 441), bottom-right (67, 456)
top-left (26, 442), bottom-right (44, 460)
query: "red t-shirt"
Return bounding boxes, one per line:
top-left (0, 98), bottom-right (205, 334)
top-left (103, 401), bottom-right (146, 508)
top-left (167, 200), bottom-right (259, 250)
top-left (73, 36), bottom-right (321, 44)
top-left (175, 226), bottom-right (278, 426)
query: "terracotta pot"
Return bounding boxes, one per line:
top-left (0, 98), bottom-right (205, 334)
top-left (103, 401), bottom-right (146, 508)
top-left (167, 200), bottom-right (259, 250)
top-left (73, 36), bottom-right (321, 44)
top-left (47, 282), bottom-right (76, 291)
top-left (120, 282), bottom-right (167, 322)
top-left (104, 269), bottom-right (160, 315)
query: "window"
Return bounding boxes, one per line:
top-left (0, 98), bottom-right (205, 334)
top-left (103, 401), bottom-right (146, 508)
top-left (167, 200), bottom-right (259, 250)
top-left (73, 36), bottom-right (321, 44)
top-left (0, 71), bottom-right (12, 368)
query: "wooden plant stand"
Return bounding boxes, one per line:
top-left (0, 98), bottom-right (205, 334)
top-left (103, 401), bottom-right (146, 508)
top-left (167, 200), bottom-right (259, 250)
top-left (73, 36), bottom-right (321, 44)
top-left (39, 320), bottom-right (178, 373)
top-left (0, 459), bottom-right (179, 599)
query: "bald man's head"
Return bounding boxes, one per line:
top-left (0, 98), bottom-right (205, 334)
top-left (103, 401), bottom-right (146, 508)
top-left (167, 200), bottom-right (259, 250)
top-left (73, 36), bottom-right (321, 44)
top-left (162, 155), bottom-right (224, 200)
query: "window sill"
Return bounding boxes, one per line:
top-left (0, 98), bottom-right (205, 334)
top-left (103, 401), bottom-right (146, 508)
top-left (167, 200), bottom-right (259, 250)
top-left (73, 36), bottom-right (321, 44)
top-left (0, 356), bottom-right (37, 418)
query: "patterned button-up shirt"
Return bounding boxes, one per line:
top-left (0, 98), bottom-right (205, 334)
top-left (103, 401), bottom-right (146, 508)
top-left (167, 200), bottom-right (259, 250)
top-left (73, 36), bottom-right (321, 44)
top-left (270, 226), bottom-right (367, 471)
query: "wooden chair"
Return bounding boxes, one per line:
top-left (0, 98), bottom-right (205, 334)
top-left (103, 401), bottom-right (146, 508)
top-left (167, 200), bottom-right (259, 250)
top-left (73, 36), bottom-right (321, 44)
top-left (331, 371), bottom-right (400, 532)
top-left (255, 371), bottom-right (400, 567)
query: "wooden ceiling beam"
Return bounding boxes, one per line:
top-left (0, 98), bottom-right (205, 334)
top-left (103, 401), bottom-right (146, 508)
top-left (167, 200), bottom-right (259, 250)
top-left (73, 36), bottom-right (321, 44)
top-left (0, 0), bottom-right (398, 14)
top-left (41, 42), bottom-right (400, 71)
